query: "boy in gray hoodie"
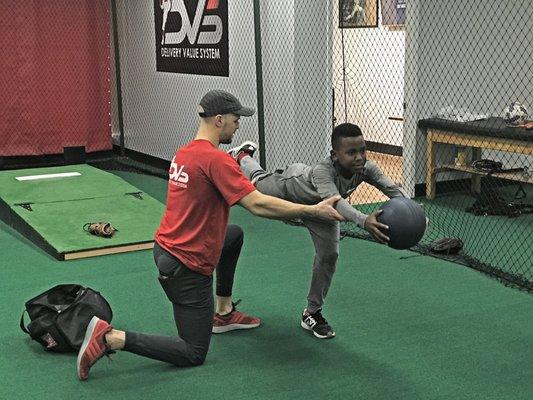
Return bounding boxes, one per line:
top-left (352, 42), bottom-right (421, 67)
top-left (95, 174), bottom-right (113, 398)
top-left (229, 123), bottom-right (405, 339)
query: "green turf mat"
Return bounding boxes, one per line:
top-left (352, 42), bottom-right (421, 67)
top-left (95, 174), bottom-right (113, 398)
top-left (0, 165), bottom-right (164, 253)
top-left (0, 172), bottom-right (531, 400)
top-left (22, 196), bottom-right (163, 252)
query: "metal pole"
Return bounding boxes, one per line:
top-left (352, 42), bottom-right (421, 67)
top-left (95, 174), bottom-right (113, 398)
top-left (332, 88), bottom-right (336, 130)
top-left (340, 22), bottom-right (348, 122)
top-left (110, 0), bottom-right (125, 156)
top-left (253, 0), bottom-right (266, 169)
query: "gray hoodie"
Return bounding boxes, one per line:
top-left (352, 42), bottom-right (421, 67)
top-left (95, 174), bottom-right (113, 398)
top-left (262, 156), bottom-right (405, 228)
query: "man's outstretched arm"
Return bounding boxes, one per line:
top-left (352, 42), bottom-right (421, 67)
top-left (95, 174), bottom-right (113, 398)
top-left (238, 190), bottom-right (344, 222)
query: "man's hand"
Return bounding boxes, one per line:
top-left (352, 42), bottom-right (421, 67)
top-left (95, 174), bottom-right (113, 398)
top-left (313, 195), bottom-right (345, 222)
top-left (364, 210), bottom-right (389, 244)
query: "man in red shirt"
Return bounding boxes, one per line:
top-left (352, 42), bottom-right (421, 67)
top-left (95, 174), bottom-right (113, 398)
top-left (76, 90), bottom-right (343, 380)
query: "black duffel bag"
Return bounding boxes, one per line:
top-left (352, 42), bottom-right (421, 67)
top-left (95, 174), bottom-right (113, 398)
top-left (20, 284), bottom-right (113, 352)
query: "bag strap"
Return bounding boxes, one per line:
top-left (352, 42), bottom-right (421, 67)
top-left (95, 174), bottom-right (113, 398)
top-left (20, 310), bottom-right (30, 334)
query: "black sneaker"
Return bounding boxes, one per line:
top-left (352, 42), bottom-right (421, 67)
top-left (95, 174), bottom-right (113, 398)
top-left (227, 141), bottom-right (258, 162)
top-left (301, 309), bottom-right (335, 339)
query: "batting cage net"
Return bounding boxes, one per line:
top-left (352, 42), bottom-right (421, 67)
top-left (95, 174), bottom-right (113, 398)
top-left (0, 1), bottom-right (531, 291)
top-left (330, 0), bottom-right (532, 291)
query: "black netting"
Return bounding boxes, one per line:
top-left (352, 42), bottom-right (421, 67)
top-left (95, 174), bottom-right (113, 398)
top-left (88, 155), bottom-right (169, 180)
top-left (257, 0), bottom-right (532, 291)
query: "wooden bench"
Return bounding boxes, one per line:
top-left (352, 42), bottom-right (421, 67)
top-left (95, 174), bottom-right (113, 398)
top-left (419, 117), bottom-right (533, 199)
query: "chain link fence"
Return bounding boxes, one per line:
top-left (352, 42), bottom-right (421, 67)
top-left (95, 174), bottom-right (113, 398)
top-left (0, 1), bottom-right (531, 290)
top-left (332, 0), bottom-right (532, 290)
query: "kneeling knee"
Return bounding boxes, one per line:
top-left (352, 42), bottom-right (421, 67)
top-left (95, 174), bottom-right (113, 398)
top-left (188, 352), bottom-right (207, 367)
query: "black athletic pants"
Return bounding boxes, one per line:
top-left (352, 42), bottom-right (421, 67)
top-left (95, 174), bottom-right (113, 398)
top-left (123, 225), bottom-right (244, 366)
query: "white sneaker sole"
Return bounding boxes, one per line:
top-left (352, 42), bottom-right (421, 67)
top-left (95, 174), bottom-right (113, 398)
top-left (212, 322), bottom-right (260, 334)
top-left (300, 320), bottom-right (336, 339)
top-left (227, 141), bottom-right (258, 157)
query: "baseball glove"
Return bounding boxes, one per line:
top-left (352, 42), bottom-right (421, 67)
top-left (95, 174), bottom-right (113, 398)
top-left (429, 237), bottom-right (463, 255)
top-left (83, 222), bottom-right (117, 238)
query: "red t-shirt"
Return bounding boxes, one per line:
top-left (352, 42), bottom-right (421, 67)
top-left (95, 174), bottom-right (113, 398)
top-left (155, 139), bottom-right (255, 276)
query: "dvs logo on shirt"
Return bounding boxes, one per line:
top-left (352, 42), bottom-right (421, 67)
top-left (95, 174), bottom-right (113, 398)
top-left (169, 157), bottom-right (189, 188)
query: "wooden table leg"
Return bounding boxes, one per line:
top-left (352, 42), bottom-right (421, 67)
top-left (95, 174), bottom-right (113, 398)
top-left (471, 147), bottom-right (482, 194)
top-left (426, 132), bottom-right (436, 199)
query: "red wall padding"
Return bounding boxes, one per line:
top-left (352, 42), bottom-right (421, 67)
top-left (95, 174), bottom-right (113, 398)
top-left (0, 0), bottom-right (112, 156)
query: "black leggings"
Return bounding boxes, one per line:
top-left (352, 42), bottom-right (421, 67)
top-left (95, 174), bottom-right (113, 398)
top-left (123, 225), bottom-right (244, 366)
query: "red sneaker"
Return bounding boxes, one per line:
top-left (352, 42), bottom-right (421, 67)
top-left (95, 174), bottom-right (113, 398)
top-left (77, 316), bottom-right (113, 381)
top-left (212, 301), bottom-right (261, 333)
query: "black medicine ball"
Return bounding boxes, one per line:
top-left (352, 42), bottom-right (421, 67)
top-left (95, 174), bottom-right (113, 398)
top-left (377, 197), bottom-right (426, 249)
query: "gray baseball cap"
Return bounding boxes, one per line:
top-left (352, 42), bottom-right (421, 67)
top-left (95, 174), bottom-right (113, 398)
top-left (198, 90), bottom-right (255, 117)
